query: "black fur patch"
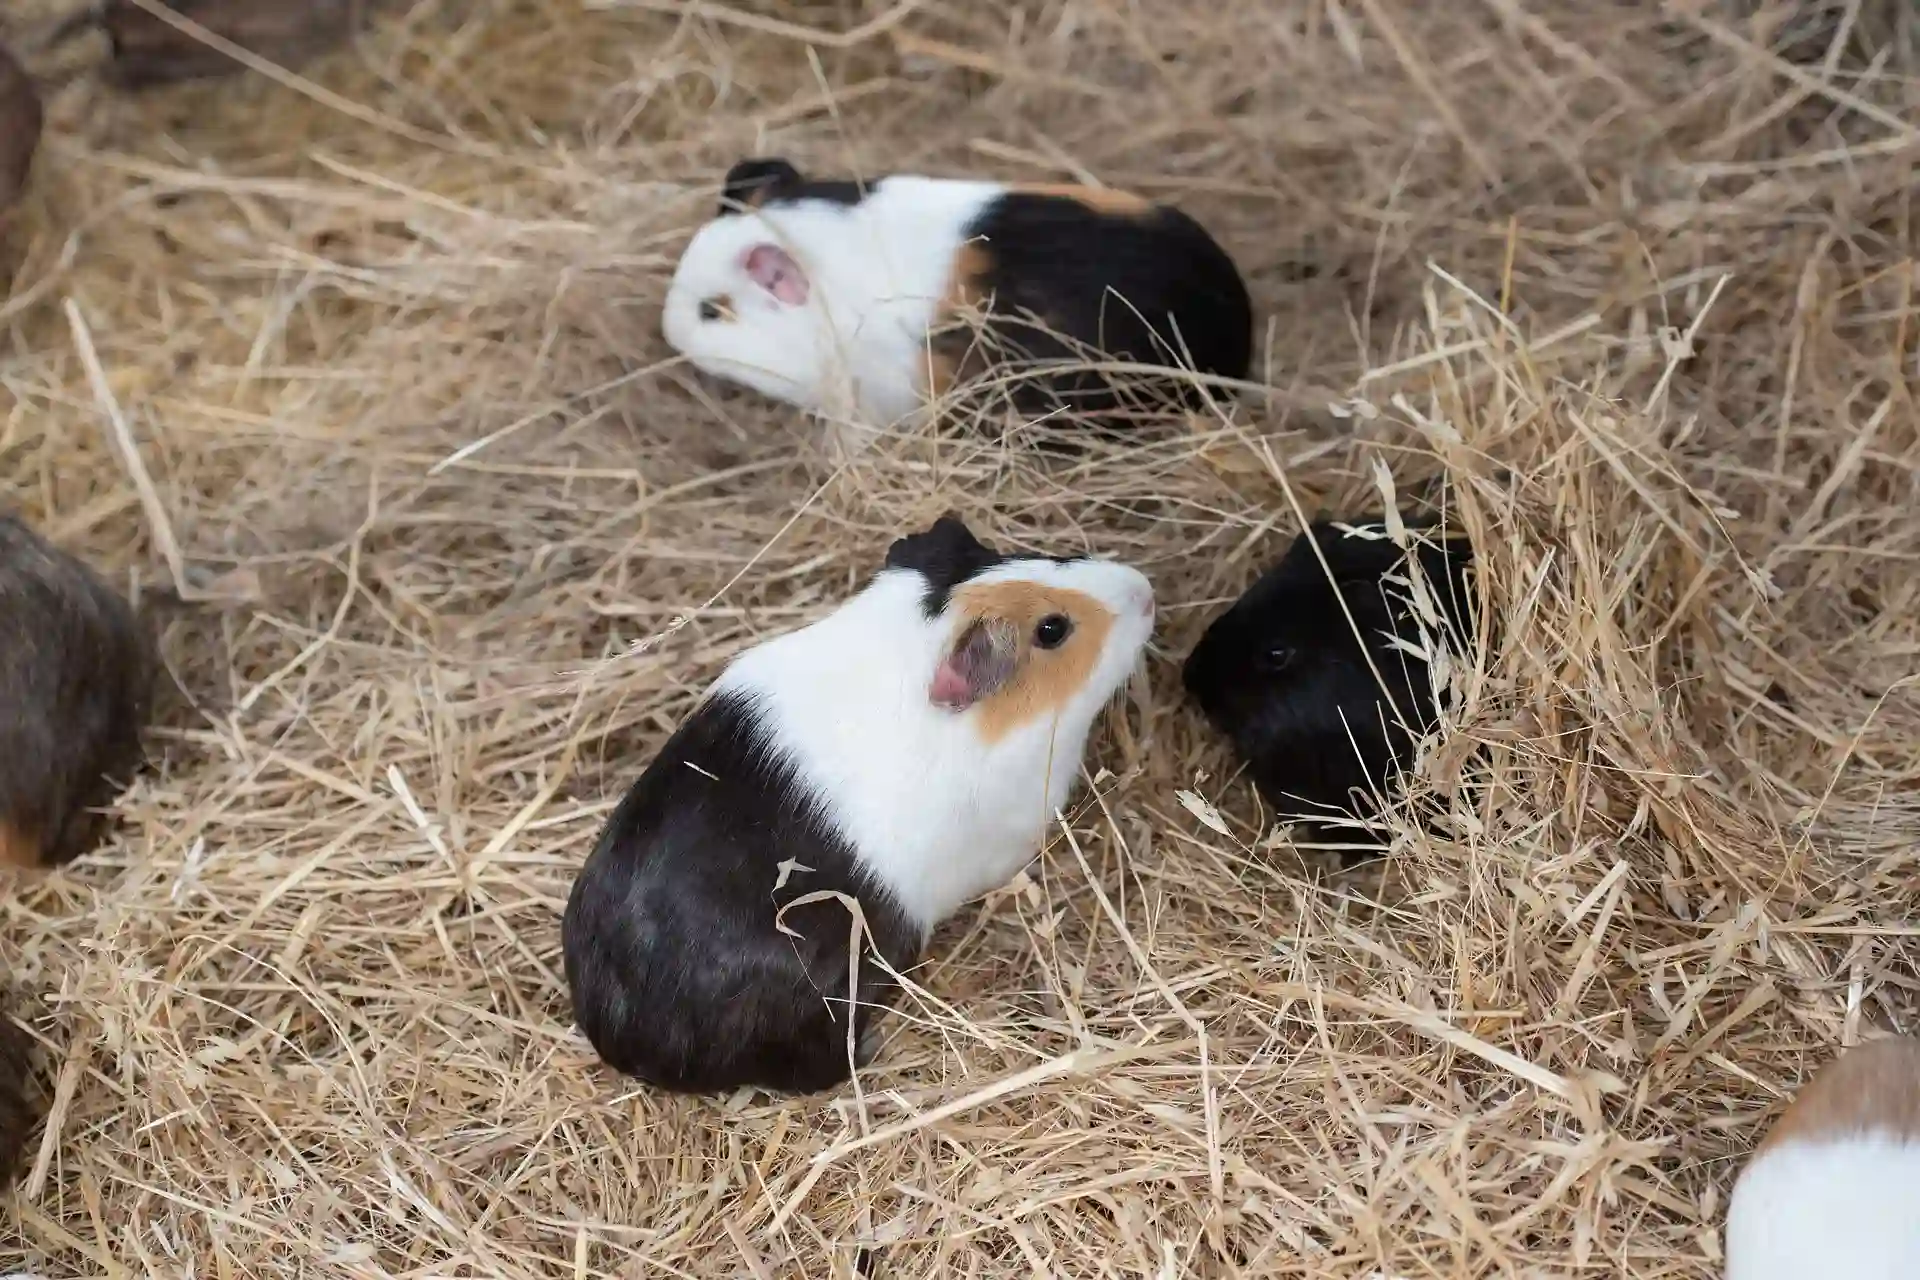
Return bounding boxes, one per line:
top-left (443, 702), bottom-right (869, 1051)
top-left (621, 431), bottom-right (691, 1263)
top-left (718, 157), bottom-right (868, 216)
top-left (940, 189), bottom-right (1254, 418)
top-left (880, 515), bottom-right (1088, 619)
top-left (1182, 519), bottom-right (1476, 849)
top-left (882, 515), bottom-right (1006, 618)
top-left (562, 689), bottom-right (922, 1095)
top-left (0, 514), bottom-right (157, 867)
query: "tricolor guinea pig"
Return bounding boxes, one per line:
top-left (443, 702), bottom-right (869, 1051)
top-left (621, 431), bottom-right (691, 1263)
top-left (1725, 1034), bottom-right (1920, 1278)
top-left (562, 515), bottom-right (1156, 1094)
top-left (661, 157), bottom-right (1255, 431)
top-left (1182, 518), bottom-right (1474, 845)
top-left (1, 513), bottom-right (157, 872)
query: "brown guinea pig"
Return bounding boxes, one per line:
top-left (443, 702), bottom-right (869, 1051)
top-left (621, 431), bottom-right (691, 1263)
top-left (0, 512), bottom-right (157, 871)
top-left (0, 996), bottom-right (35, 1189)
top-left (101, 0), bottom-right (371, 89)
top-left (0, 41), bottom-right (42, 220)
top-left (0, 514), bottom-right (156, 1189)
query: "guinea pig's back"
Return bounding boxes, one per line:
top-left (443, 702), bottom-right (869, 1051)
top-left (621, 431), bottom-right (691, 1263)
top-left (562, 689), bottom-right (919, 1093)
top-left (956, 186), bottom-right (1253, 382)
top-left (1726, 1035), bottom-right (1920, 1279)
top-left (0, 516), bottom-right (155, 868)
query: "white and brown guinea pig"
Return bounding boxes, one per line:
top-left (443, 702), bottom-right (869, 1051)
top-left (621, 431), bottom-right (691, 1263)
top-left (563, 514), bottom-right (1155, 1094)
top-left (1725, 1033), bottom-right (1920, 1278)
top-left (661, 157), bottom-right (1255, 429)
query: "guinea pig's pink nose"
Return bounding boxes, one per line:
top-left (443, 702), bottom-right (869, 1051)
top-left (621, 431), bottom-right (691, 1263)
top-left (1132, 584), bottom-right (1155, 619)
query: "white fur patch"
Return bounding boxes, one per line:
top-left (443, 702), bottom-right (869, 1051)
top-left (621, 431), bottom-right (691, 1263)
top-left (711, 557), bottom-right (1155, 934)
top-left (661, 176), bottom-right (1003, 428)
top-left (1725, 1134), bottom-right (1920, 1279)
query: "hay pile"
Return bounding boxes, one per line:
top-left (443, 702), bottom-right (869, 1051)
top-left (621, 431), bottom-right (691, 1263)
top-left (2, 0), bottom-right (1916, 1274)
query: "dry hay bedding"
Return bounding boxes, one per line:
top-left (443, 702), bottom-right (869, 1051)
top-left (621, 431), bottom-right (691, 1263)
top-left (0, 0), bottom-right (1916, 1276)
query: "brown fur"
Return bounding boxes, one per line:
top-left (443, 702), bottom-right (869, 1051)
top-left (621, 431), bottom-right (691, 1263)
top-left (0, 42), bottom-right (42, 218)
top-left (1012, 183), bottom-right (1153, 216)
top-left (1760, 1034), bottom-right (1920, 1152)
top-left (0, 820), bottom-right (43, 870)
top-left (103, 0), bottom-right (373, 89)
top-left (0, 995), bottom-right (35, 1191)
top-left (927, 243), bottom-right (997, 398)
top-left (948, 582), bottom-right (1115, 744)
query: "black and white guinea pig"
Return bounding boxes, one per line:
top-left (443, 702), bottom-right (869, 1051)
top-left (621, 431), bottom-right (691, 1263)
top-left (661, 157), bottom-right (1254, 429)
top-left (563, 515), bottom-right (1156, 1094)
top-left (0, 513), bottom-right (157, 872)
top-left (1725, 1033), bottom-right (1920, 1278)
top-left (1181, 518), bottom-right (1475, 842)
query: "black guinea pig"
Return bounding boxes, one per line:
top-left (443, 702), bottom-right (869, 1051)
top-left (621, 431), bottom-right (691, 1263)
top-left (0, 512), bottom-right (157, 871)
top-left (1182, 518), bottom-right (1476, 843)
top-left (661, 157), bottom-right (1254, 437)
top-left (563, 515), bottom-right (1156, 1095)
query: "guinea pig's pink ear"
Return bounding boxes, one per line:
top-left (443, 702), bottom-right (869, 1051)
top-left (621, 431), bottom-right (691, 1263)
top-left (743, 244), bottom-right (809, 306)
top-left (930, 618), bottom-right (1019, 711)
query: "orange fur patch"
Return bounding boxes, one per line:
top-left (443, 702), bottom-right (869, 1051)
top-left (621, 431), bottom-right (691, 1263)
top-left (925, 345), bottom-right (963, 400)
top-left (941, 241), bottom-right (994, 316)
top-left (1760, 1035), bottom-right (1920, 1152)
top-left (948, 581), bottom-right (1116, 744)
top-left (927, 242), bottom-right (997, 398)
top-left (1013, 183), bottom-right (1153, 216)
top-left (0, 821), bottom-right (42, 871)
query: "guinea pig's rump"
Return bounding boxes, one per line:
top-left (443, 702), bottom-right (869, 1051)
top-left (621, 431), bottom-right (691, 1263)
top-left (924, 189), bottom-right (1251, 435)
top-left (951, 191), bottom-right (1249, 414)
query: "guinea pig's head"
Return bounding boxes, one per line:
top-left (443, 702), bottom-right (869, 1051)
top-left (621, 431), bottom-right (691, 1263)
top-left (884, 516), bottom-right (1156, 742)
top-left (661, 159), bottom-right (838, 409)
top-left (1182, 522), bottom-right (1473, 814)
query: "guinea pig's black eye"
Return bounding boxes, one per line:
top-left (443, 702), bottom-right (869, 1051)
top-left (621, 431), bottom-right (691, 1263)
top-left (1265, 646), bottom-right (1296, 673)
top-left (698, 298), bottom-right (724, 321)
top-left (1033, 614), bottom-right (1073, 649)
